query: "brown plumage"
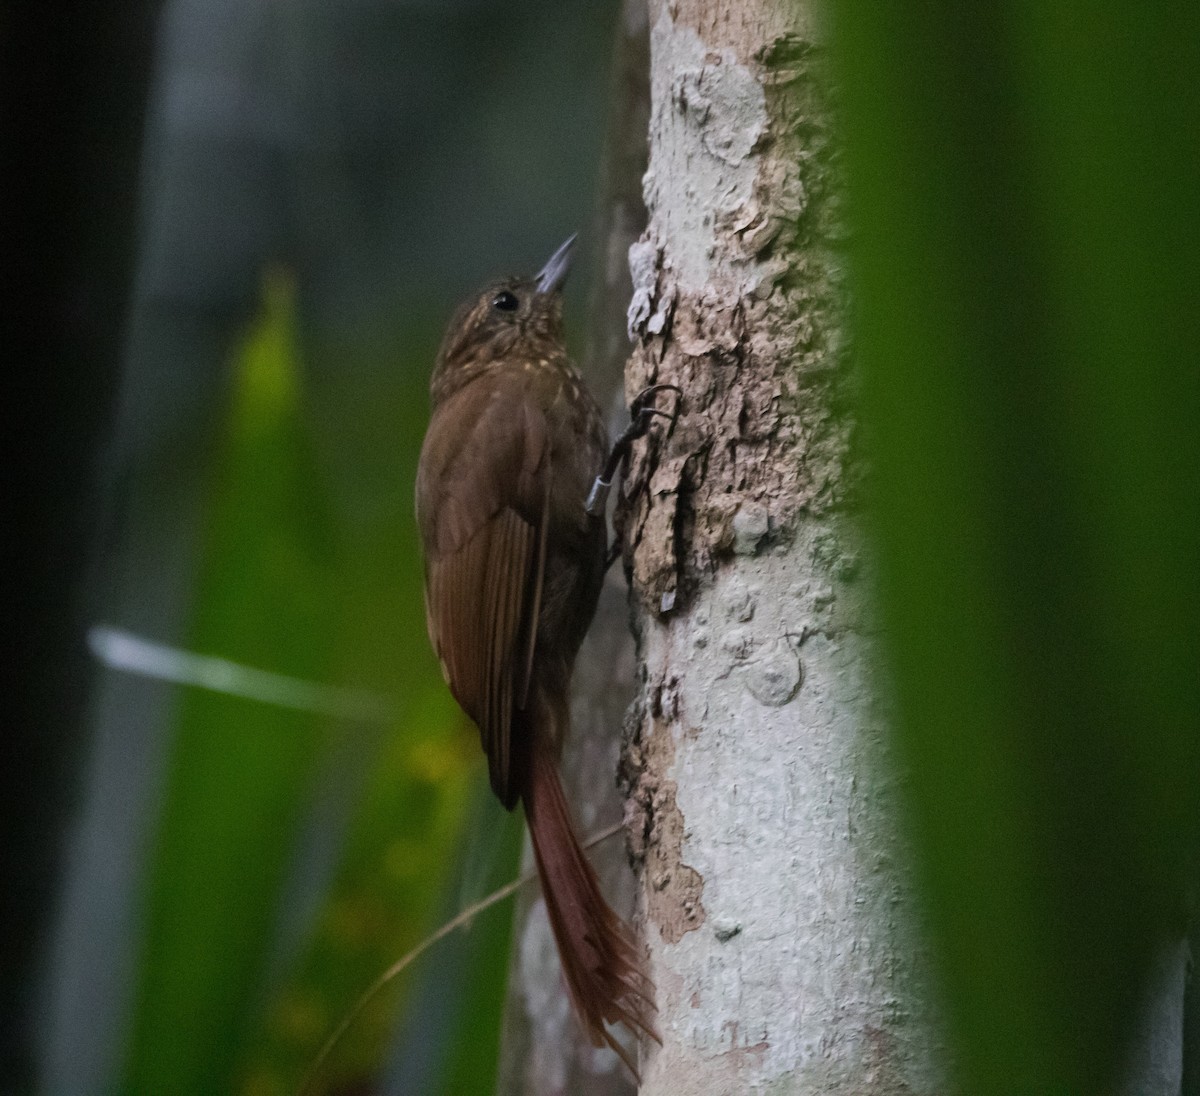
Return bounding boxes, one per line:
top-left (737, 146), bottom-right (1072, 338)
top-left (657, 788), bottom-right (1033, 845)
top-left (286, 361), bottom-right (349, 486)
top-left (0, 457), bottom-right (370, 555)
top-left (414, 238), bottom-right (657, 1072)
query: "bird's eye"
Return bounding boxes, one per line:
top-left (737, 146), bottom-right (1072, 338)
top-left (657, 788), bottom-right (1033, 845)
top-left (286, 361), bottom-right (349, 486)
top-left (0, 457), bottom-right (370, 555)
top-left (492, 291), bottom-right (519, 312)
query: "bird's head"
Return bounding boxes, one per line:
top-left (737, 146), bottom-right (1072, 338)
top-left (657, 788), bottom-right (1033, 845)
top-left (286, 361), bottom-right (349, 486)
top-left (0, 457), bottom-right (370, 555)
top-left (431, 234), bottom-right (576, 403)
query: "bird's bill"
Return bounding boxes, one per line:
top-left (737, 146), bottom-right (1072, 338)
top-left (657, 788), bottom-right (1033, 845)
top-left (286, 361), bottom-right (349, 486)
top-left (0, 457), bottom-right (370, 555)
top-left (535, 233), bottom-right (577, 294)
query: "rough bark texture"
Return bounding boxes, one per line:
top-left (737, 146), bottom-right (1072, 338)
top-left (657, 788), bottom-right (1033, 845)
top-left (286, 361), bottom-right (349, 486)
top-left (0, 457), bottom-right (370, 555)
top-left (620, 2), bottom-right (945, 1091)
top-left (495, 3), bottom-right (650, 1093)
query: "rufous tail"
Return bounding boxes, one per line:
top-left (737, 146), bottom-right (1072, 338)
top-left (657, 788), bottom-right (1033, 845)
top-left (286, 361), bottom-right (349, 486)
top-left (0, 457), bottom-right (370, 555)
top-left (522, 737), bottom-right (659, 1077)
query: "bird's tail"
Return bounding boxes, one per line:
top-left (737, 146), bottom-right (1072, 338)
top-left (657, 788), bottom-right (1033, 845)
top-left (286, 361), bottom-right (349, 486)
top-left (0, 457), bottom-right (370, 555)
top-left (523, 733), bottom-right (659, 1077)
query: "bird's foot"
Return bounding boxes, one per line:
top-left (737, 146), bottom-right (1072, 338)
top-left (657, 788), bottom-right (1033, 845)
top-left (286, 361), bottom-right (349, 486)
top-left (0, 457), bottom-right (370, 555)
top-left (586, 384), bottom-right (681, 518)
top-left (587, 385), bottom-right (682, 568)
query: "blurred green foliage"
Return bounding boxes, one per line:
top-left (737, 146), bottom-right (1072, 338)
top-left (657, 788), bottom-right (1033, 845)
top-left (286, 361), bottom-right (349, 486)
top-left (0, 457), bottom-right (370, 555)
top-left (119, 276), bottom-right (521, 1096)
top-left (31, 3), bottom-right (618, 1094)
top-left (830, 3), bottom-right (1198, 1093)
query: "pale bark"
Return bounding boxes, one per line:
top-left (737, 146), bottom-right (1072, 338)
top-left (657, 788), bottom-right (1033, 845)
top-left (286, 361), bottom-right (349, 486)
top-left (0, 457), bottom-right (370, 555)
top-left (1119, 938), bottom-right (1190, 1095)
top-left (620, 1), bottom-right (945, 1092)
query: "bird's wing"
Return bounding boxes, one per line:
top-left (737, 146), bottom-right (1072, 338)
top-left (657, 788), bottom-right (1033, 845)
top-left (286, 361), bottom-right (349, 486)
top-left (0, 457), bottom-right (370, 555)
top-left (416, 378), bottom-right (549, 807)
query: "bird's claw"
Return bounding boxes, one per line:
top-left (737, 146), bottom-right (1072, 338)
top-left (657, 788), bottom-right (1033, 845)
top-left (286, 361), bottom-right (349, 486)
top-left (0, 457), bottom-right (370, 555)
top-left (630, 383), bottom-right (682, 419)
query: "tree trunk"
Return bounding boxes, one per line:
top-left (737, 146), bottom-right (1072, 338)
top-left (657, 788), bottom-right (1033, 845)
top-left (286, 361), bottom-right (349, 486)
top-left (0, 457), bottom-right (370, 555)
top-left (621, 1), bottom-right (944, 1091)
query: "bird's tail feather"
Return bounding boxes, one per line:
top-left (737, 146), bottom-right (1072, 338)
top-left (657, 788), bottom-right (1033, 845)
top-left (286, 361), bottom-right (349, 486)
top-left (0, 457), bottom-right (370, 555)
top-left (523, 735), bottom-right (659, 1077)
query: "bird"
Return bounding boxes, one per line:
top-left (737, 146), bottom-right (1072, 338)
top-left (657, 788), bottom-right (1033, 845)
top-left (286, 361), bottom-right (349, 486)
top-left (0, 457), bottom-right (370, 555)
top-left (415, 235), bottom-right (657, 1074)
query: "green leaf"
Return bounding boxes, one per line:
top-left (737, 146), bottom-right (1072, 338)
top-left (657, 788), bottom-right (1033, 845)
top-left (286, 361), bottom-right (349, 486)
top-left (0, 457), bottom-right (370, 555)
top-left (829, 4), bottom-right (1200, 1092)
top-left (122, 273), bottom-right (337, 1096)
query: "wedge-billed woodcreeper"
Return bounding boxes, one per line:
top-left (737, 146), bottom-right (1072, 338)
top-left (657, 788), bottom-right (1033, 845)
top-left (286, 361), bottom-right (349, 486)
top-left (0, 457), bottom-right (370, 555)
top-left (415, 236), bottom-right (656, 1072)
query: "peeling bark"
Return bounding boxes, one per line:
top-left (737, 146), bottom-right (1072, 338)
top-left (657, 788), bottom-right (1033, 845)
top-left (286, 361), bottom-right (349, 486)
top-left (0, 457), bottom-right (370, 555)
top-left (621, 2), bottom-right (945, 1092)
